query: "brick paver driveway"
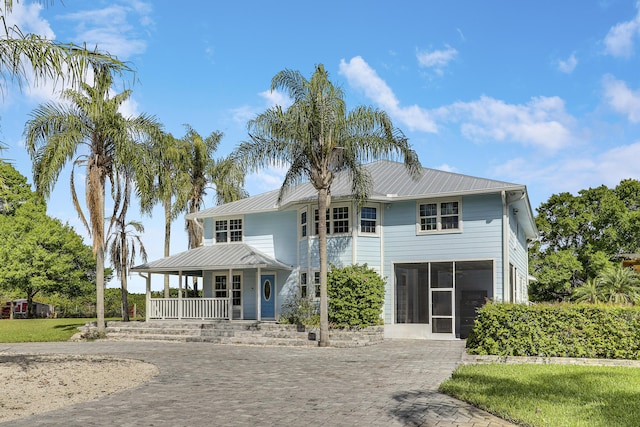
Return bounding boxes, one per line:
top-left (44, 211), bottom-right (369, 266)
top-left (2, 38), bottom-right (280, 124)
top-left (0, 340), bottom-right (513, 426)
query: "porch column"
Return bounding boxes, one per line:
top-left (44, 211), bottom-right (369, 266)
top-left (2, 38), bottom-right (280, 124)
top-left (257, 266), bottom-right (262, 321)
top-left (178, 270), bottom-right (183, 319)
top-left (228, 268), bottom-right (233, 320)
top-left (144, 273), bottom-right (151, 322)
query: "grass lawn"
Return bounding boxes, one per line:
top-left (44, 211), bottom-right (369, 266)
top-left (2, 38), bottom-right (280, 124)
top-left (0, 318), bottom-right (93, 342)
top-left (439, 363), bottom-right (640, 427)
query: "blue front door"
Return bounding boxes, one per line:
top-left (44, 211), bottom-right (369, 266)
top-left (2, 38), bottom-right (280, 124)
top-left (260, 274), bottom-right (275, 319)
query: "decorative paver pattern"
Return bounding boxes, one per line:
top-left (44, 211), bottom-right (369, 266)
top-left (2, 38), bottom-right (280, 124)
top-left (0, 340), bottom-right (515, 426)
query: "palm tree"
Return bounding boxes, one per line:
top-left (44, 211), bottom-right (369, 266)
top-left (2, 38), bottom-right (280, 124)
top-left (1, 1), bottom-right (129, 95)
top-left (233, 64), bottom-right (420, 346)
top-left (138, 131), bottom-right (190, 297)
top-left (597, 264), bottom-right (640, 305)
top-left (572, 277), bottom-right (601, 304)
top-left (24, 65), bottom-right (160, 334)
top-left (106, 166), bottom-right (148, 321)
top-left (181, 125), bottom-right (248, 250)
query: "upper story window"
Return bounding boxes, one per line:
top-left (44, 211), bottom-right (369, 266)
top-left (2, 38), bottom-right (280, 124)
top-left (417, 198), bottom-right (461, 234)
top-left (360, 206), bottom-right (377, 234)
top-left (314, 205), bottom-right (350, 235)
top-left (215, 218), bottom-right (243, 243)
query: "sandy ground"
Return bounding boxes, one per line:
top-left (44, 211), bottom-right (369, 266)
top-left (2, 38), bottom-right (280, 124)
top-left (0, 353), bottom-right (159, 423)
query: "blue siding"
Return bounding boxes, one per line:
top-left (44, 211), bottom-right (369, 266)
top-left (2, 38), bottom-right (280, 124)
top-left (509, 208), bottom-right (530, 302)
top-left (382, 195), bottom-right (503, 323)
top-left (244, 210), bottom-right (298, 265)
top-left (309, 236), bottom-right (352, 268)
top-left (203, 218), bottom-right (213, 244)
top-left (356, 236), bottom-right (381, 268)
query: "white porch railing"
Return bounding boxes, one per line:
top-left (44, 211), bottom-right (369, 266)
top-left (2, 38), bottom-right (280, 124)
top-left (148, 298), bottom-right (229, 320)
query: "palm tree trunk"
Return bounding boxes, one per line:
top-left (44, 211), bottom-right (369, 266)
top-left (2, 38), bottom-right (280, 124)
top-left (318, 187), bottom-right (330, 347)
top-left (96, 246), bottom-right (106, 334)
top-left (120, 231), bottom-right (130, 322)
top-left (94, 175), bottom-right (106, 335)
top-left (163, 198), bottom-right (171, 298)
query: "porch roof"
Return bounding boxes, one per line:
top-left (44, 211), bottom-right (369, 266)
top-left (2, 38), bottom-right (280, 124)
top-left (131, 243), bottom-right (293, 276)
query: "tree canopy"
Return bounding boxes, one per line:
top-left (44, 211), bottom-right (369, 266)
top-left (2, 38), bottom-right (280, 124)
top-left (530, 179), bottom-right (640, 302)
top-left (0, 163), bottom-right (95, 316)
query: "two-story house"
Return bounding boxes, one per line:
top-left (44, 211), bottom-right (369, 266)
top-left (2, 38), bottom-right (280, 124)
top-left (133, 160), bottom-right (537, 340)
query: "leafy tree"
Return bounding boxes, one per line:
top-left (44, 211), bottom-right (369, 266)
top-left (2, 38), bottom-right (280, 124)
top-left (24, 65), bottom-right (160, 334)
top-left (0, 163), bottom-right (95, 317)
top-left (531, 180), bottom-right (640, 302)
top-left (233, 64), bottom-right (420, 346)
top-left (529, 249), bottom-right (583, 301)
top-left (0, 161), bottom-right (33, 214)
top-left (0, 1), bottom-right (129, 96)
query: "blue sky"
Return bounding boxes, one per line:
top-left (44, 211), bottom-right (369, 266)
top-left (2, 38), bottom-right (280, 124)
top-left (3, 1), bottom-right (640, 293)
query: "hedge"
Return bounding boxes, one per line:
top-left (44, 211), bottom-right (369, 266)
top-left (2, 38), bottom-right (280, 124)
top-left (467, 302), bottom-right (640, 360)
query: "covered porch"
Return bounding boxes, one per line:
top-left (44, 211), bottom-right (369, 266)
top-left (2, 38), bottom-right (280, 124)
top-left (131, 244), bottom-right (293, 322)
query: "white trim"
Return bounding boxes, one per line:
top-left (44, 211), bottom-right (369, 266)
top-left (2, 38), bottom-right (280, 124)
top-left (213, 215), bottom-right (245, 244)
top-left (357, 203), bottom-right (380, 237)
top-left (415, 197), bottom-right (463, 235)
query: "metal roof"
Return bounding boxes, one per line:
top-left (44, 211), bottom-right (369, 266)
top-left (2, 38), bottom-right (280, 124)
top-left (188, 160), bottom-right (526, 219)
top-left (131, 243), bottom-right (292, 276)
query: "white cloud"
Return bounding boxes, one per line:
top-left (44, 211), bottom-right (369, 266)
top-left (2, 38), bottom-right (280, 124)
top-left (603, 2), bottom-right (640, 57)
top-left (3, 2), bottom-right (54, 38)
top-left (338, 56), bottom-right (437, 133)
top-left (259, 89), bottom-right (292, 109)
top-left (437, 95), bottom-right (576, 152)
top-left (416, 45), bottom-right (458, 75)
top-left (558, 53), bottom-right (578, 74)
top-left (492, 141), bottom-right (640, 206)
top-left (247, 165), bottom-right (289, 194)
top-left (434, 163), bottom-right (457, 173)
top-left (602, 74), bottom-right (640, 122)
top-left (59, 2), bottom-right (153, 59)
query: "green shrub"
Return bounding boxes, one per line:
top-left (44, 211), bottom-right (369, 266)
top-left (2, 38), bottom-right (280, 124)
top-left (467, 302), bottom-right (640, 359)
top-left (279, 293), bottom-right (318, 326)
top-left (328, 264), bottom-right (385, 328)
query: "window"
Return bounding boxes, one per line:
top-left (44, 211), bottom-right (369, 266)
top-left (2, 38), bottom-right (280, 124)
top-left (314, 208), bottom-right (330, 235)
top-left (417, 199), bottom-right (461, 233)
top-left (300, 211), bottom-right (307, 238)
top-left (314, 271), bottom-right (321, 298)
top-left (333, 206), bottom-right (349, 233)
top-left (314, 205), bottom-right (350, 235)
top-left (300, 272), bottom-right (308, 298)
top-left (232, 274), bottom-right (242, 306)
top-left (360, 207), bottom-right (377, 234)
top-left (214, 275), bottom-right (227, 298)
top-left (229, 219), bottom-right (242, 242)
top-left (215, 218), bottom-right (243, 243)
top-left (215, 220), bottom-right (227, 243)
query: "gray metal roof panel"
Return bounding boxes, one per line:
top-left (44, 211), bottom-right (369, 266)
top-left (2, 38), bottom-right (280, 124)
top-left (189, 160), bottom-right (523, 218)
top-left (131, 243), bottom-right (292, 273)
